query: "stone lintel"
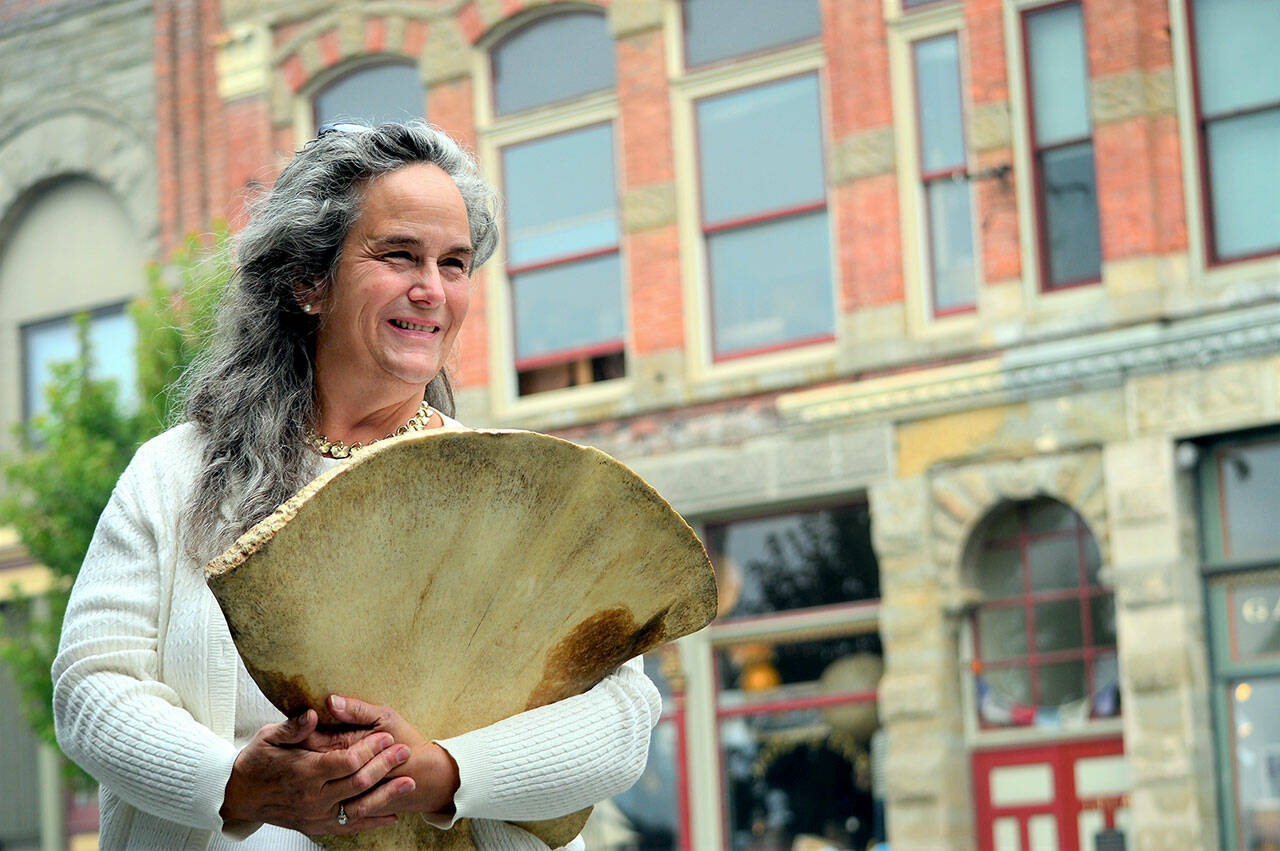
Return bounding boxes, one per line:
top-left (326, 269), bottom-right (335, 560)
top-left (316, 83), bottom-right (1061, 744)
top-left (1091, 67), bottom-right (1176, 126)
top-left (969, 100), bottom-right (1010, 152)
top-left (608, 0), bottom-right (663, 39)
top-left (421, 20), bottom-right (471, 85)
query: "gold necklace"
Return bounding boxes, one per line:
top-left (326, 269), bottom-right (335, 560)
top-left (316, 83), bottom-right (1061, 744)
top-left (304, 400), bottom-right (434, 459)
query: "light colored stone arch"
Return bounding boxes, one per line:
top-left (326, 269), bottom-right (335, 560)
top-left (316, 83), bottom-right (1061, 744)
top-left (0, 104), bottom-right (156, 255)
top-left (929, 450), bottom-right (1110, 604)
top-left (458, 0), bottom-right (609, 49)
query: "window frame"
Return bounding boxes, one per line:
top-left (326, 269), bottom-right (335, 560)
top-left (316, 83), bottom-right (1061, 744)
top-left (910, 29), bottom-right (979, 319)
top-left (676, 499), bottom-right (883, 849)
top-left (1019, 0), bottom-right (1103, 293)
top-left (488, 8), bottom-right (617, 119)
top-left (474, 7), bottom-right (630, 412)
top-left (1183, 0), bottom-right (1280, 268)
top-left (299, 55), bottom-right (425, 140)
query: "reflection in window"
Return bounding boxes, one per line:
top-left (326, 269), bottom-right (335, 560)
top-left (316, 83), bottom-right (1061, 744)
top-left (717, 634), bottom-right (883, 850)
top-left (913, 32), bottom-right (976, 315)
top-left (22, 307), bottom-right (137, 420)
top-left (696, 74), bottom-right (833, 359)
top-left (706, 504), bottom-right (878, 620)
top-left (1189, 0), bottom-right (1280, 261)
top-left (1216, 441), bottom-right (1280, 561)
top-left (682, 0), bottom-right (820, 68)
top-left (971, 498), bottom-right (1119, 728)
top-left (491, 11), bottom-right (615, 115)
top-left (313, 61), bottom-right (423, 128)
top-left (1024, 2), bottom-right (1102, 288)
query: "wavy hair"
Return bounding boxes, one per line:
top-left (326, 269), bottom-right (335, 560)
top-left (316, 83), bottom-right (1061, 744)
top-left (179, 120), bottom-right (498, 556)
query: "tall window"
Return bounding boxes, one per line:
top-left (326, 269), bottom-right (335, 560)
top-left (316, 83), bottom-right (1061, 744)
top-left (971, 498), bottom-right (1119, 728)
top-left (490, 11), bottom-right (625, 396)
top-left (695, 74), bottom-right (834, 359)
top-left (705, 504), bottom-right (883, 850)
top-left (22, 306), bottom-right (137, 421)
top-left (913, 32), bottom-right (976, 315)
top-left (1023, 3), bottom-right (1102, 289)
top-left (1188, 0), bottom-right (1280, 263)
top-left (313, 60), bottom-right (423, 128)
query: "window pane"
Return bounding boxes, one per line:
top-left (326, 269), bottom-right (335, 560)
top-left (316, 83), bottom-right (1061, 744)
top-left (720, 706), bottom-right (875, 851)
top-left (708, 210), bottom-right (833, 357)
top-left (610, 719), bottom-right (679, 849)
top-left (925, 176), bottom-right (976, 312)
top-left (1034, 599), bottom-right (1083, 653)
top-left (1220, 441), bottom-right (1280, 560)
top-left (1026, 3), bottom-right (1091, 146)
top-left (1028, 535), bottom-right (1081, 593)
top-left (1205, 109), bottom-right (1280, 261)
top-left (706, 504), bottom-right (878, 620)
top-left (492, 11), bottom-right (615, 115)
top-left (984, 665), bottom-right (1032, 706)
top-left (1190, 0), bottom-right (1280, 117)
top-left (717, 633), bottom-right (881, 694)
top-left (1230, 676), bottom-right (1280, 851)
top-left (23, 309), bottom-right (137, 419)
top-left (978, 545), bottom-right (1023, 600)
top-left (697, 75), bottom-right (825, 224)
top-left (978, 606), bottom-right (1027, 661)
top-left (1027, 499), bottom-right (1078, 534)
top-left (503, 124), bottom-right (619, 267)
top-left (512, 252), bottom-right (623, 362)
top-left (1038, 659), bottom-right (1087, 705)
top-left (683, 0), bottom-right (820, 67)
top-left (914, 34), bottom-right (966, 172)
top-left (313, 63), bottom-right (423, 127)
top-left (1040, 141), bottom-right (1102, 286)
top-left (1090, 594), bottom-right (1116, 647)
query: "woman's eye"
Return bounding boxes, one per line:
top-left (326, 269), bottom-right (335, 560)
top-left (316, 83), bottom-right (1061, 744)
top-left (442, 257), bottom-right (467, 271)
top-left (384, 251), bottom-right (414, 262)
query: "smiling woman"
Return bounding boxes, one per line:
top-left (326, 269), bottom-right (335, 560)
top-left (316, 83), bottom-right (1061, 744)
top-left (50, 121), bottom-right (663, 851)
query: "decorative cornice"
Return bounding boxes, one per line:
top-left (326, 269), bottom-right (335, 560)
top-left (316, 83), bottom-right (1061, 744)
top-left (779, 302), bottom-right (1280, 424)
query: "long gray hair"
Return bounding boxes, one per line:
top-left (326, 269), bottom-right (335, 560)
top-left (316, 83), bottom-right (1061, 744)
top-left (180, 120), bottom-right (498, 556)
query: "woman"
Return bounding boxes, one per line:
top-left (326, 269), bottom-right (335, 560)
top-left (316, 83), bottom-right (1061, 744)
top-left (52, 121), bottom-right (660, 849)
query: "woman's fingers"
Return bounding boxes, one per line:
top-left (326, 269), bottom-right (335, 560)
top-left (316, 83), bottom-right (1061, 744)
top-left (327, 694), bottom-right (397, 728)
top-left (326, 742), bottom-right (413, 799)
top-left (316, 732), bottom-right (394, 780)
top-left (340, 775), bottom-right (418, 823)
top-left (262, 709), bottom-right (317, 746)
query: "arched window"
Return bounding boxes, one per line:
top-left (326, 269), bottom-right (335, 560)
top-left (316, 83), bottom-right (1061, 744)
top-left (970, 497), bottom-right (1119, 728)
top-left (490, 10), bottom-right (614, 115)
top-left (488, 10), bottom-right (625, 397)
top-left (312, 60), bottom-right (423, 129)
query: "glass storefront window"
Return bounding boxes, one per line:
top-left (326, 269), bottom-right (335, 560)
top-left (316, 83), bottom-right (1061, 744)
top-left (1229, 677), bottom-right (1280, 851)
top-left (705, 504), bottom-right (878, 620)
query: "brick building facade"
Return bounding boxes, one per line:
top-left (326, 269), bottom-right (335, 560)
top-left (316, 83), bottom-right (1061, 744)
top-left (1, 0), bottom-right (1279, 849)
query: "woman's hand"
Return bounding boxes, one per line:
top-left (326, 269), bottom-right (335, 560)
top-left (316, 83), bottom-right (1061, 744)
top-left (220, 709), bottom-right (417, 835)
top-left (325, 694), bottom-right (461, 819)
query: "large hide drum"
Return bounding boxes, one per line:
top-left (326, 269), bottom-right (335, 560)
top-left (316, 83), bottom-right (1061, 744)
top-left (205, 429), bottom-right (717, 849)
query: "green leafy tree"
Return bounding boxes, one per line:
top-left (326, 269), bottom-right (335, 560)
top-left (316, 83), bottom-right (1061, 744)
top-left (0, 225), bottom-right (231, 780)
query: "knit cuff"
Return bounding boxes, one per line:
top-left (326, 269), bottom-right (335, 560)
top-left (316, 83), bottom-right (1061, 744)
top-left (429, 733), bottom-right (498, 827)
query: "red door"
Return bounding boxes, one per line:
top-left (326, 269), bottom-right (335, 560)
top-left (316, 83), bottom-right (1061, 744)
top-left (972, 738), bottom-right (1127, 851)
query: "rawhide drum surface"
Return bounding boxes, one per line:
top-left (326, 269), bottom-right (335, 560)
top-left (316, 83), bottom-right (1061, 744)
top-left (205, 428), bottom-right (717, 850)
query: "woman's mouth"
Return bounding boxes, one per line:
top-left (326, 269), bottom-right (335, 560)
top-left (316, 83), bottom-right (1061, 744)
top-left (389, 319), bottom-right (440, 333)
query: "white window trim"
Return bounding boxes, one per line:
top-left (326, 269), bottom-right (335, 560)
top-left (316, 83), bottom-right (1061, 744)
top-left (887, 6), bottom-right (987, 337)
top-left (472, 9), bottom-right (633, 419)
top-left (669, 42), bottom-right (839, 388)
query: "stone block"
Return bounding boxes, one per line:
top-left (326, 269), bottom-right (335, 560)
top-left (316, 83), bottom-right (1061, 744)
top-left (1121, 643), bottom-right (1188, 694)
top-left (621, 182), bottom-right (676, 233)
top-left (608, 0), bottom-right (663, 38)
top-left (421, 20), bottom-right (471, 85)
top-left (969, 100), bottom-right (1010, 151)
top-left (831, 126), bottom-right (896, 184)
top-left (869, 478), bottom-right (929, 558)
top-left (878, 672), bottom-right (940, 720)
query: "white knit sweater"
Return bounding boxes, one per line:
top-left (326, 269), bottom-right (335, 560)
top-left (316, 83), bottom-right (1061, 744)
top-left (52, 422), bottom-right (660, 850)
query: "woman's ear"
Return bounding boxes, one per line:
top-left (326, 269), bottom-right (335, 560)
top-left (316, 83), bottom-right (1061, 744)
top-left (292, 282), bottom-right (322, 315)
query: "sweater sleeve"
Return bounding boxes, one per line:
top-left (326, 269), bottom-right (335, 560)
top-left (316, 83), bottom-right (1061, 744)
top-left (430, 654), bottom-right (661, 825)
top-left (51, 451), bottom-right (238, 833)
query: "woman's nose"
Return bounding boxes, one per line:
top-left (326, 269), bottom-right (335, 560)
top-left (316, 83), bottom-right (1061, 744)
top-left (408, 265), bottom-right (446, 304)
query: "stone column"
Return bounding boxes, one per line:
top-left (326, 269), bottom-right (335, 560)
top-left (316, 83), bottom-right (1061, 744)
top-left (870, 476), bottom-right (973, 851)
top-left (1104, 436), bottom-right (1218, 849)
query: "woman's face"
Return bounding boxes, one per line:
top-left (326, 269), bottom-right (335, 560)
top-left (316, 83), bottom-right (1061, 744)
top-left (314, 163), bottom-right (473, 395)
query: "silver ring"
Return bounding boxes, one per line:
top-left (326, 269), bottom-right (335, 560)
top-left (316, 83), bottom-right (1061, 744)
top-left (336, 804), bottom-right (349, 826)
